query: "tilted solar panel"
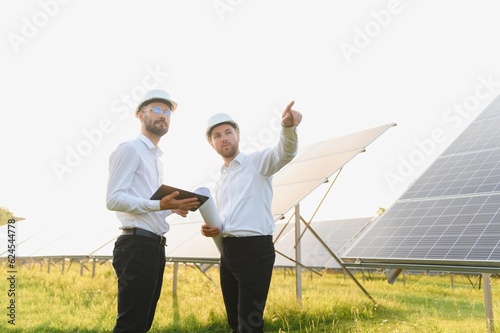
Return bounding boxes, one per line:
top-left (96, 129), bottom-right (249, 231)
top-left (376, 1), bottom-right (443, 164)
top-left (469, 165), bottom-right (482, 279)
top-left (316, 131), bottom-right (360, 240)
top-left (272, 123), bottom-right (396, 219)
top-left (341, 95), bottom-right (500, 272)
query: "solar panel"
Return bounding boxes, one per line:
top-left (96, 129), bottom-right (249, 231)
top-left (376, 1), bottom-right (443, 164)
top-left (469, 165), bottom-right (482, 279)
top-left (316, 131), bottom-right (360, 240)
top-left (31, 228), bottom-right (118, 258)
top-left (273, 218), bottom-right (373, 268)
top-left (164, 217), bottom-right (374, 268)
top-left (272, 123), bottom-right (396, 219)
top-left (341, 95), bottom-right (500, 272)
top-left (165, 220), bottom-right (221, 260)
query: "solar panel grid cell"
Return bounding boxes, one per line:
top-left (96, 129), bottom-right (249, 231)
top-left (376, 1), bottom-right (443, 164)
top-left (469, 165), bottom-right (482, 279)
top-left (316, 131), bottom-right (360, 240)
top-left (402, 149), bottom-right (500, 199)
top-left (444, 117), bottom-right (500, 155)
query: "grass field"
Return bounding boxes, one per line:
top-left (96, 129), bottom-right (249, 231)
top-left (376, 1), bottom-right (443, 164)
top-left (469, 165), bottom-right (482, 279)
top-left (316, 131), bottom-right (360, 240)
top-left (1, 259), bottom-right (499, 332)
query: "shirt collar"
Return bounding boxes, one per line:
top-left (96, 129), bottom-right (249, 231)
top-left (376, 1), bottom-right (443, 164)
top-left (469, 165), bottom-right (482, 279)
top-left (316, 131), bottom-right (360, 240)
top-left (138, 134), bottom-right (163, 157)
top-left (233, 152), bottom-right (246, 164)
top-left (220, 152), bottom-right (246, 173)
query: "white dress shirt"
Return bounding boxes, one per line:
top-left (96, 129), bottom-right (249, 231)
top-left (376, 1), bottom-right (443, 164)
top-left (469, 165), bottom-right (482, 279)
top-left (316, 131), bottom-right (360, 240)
top-left (215, 126), bottom-right (298, 237)
top-left (106, 134), bottom-right (172, 235)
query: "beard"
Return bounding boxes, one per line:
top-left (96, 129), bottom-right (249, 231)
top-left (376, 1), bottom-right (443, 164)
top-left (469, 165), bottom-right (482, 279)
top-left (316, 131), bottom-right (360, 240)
top-left (217, 142), bottom-right (238, 159)
top-left (145, 119), bottom-right (169, 137)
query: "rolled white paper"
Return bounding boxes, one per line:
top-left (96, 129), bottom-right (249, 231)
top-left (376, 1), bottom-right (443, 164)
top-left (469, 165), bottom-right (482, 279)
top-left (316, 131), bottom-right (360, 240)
top-left (195, 187), bottom-right (223, 253)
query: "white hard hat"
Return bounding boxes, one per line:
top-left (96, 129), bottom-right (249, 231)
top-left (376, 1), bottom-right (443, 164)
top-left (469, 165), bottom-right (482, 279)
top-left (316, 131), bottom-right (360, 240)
top-left (135, 89), bottom-right (178, 114)
top-left (206, 113), bottom-right (239, 140)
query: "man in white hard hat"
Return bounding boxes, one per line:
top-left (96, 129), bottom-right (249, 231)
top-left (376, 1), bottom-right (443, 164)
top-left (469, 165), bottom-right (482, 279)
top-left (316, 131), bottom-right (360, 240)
top-left (106, 89), bottom-right (199, 333)
top-left (202, 101), bottom-right (302, 333)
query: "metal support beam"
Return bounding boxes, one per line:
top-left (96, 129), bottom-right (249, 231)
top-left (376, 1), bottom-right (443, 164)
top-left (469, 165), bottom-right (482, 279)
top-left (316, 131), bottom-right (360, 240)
top-left (483, 273), bottom-right (494, 332)
top-left (295, 204), bottom-right (302, 302)
top-left (301, 216), bottom-right (377, 305)
top-left (173, 262), bottom-right (179, 296)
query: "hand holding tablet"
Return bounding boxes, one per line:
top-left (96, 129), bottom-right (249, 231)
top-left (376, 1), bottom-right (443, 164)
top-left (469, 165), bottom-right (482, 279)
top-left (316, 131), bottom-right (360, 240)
top-left (151, 185), bottom-right (209, 212)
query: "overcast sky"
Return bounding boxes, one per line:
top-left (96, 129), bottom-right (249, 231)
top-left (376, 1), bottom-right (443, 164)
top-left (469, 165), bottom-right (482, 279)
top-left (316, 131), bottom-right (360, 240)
top-left (1, 0), bottom-right (500, 230)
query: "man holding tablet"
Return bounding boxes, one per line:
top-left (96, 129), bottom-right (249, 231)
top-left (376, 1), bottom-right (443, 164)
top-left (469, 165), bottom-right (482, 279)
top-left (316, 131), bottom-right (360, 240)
top-left (106, 89), bottom-right (199, 333)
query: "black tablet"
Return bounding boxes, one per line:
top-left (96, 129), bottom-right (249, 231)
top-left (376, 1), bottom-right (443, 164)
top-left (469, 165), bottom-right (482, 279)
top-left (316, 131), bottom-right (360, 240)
top-left (150, 185), bottom-right (209, 211)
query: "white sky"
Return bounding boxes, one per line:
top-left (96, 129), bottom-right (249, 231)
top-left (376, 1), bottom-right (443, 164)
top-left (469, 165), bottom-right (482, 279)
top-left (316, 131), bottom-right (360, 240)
top-left (1, 0), bottom-right (500, 230)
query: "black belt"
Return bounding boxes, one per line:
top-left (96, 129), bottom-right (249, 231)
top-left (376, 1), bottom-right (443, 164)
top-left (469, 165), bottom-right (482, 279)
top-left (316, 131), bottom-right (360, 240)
top-left (121, 228), bottom-right (166, 245)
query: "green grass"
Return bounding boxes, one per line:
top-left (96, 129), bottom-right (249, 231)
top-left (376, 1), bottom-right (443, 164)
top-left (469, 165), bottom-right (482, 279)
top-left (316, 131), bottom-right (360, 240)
top-left (1, 260), bottom-right (499, 332)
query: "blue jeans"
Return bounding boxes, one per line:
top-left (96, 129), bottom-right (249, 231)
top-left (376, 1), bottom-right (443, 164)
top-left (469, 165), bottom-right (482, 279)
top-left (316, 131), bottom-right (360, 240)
top-left (112, 234), bottom-right (166, 333)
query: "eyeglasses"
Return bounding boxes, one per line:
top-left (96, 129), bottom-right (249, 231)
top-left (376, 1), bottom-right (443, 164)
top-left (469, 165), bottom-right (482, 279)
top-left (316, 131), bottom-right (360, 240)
top-left (143, 106), bottom-right (172, 117)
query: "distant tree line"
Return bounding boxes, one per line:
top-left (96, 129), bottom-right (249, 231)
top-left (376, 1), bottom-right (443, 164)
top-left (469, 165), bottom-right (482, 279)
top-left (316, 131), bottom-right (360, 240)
top-left (0, 207), bottom-right (25, 226)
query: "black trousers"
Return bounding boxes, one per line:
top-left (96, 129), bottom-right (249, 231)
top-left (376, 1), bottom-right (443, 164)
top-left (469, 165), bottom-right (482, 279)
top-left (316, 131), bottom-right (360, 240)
top-left (220, 235), bottom-right (276, 333)
top-left (112, 234), bottom-right (166, 333)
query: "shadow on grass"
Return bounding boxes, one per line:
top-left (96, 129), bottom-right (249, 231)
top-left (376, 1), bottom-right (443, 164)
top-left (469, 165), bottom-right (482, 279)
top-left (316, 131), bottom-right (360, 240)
top-left (8, 295), bottom-right (477, 333)
top-left (172, 294), bottom-right (180, 326)
top-left (0, 303), bottom-right (445, 333)
top-left (4, 327), bottom-right (230, 333)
